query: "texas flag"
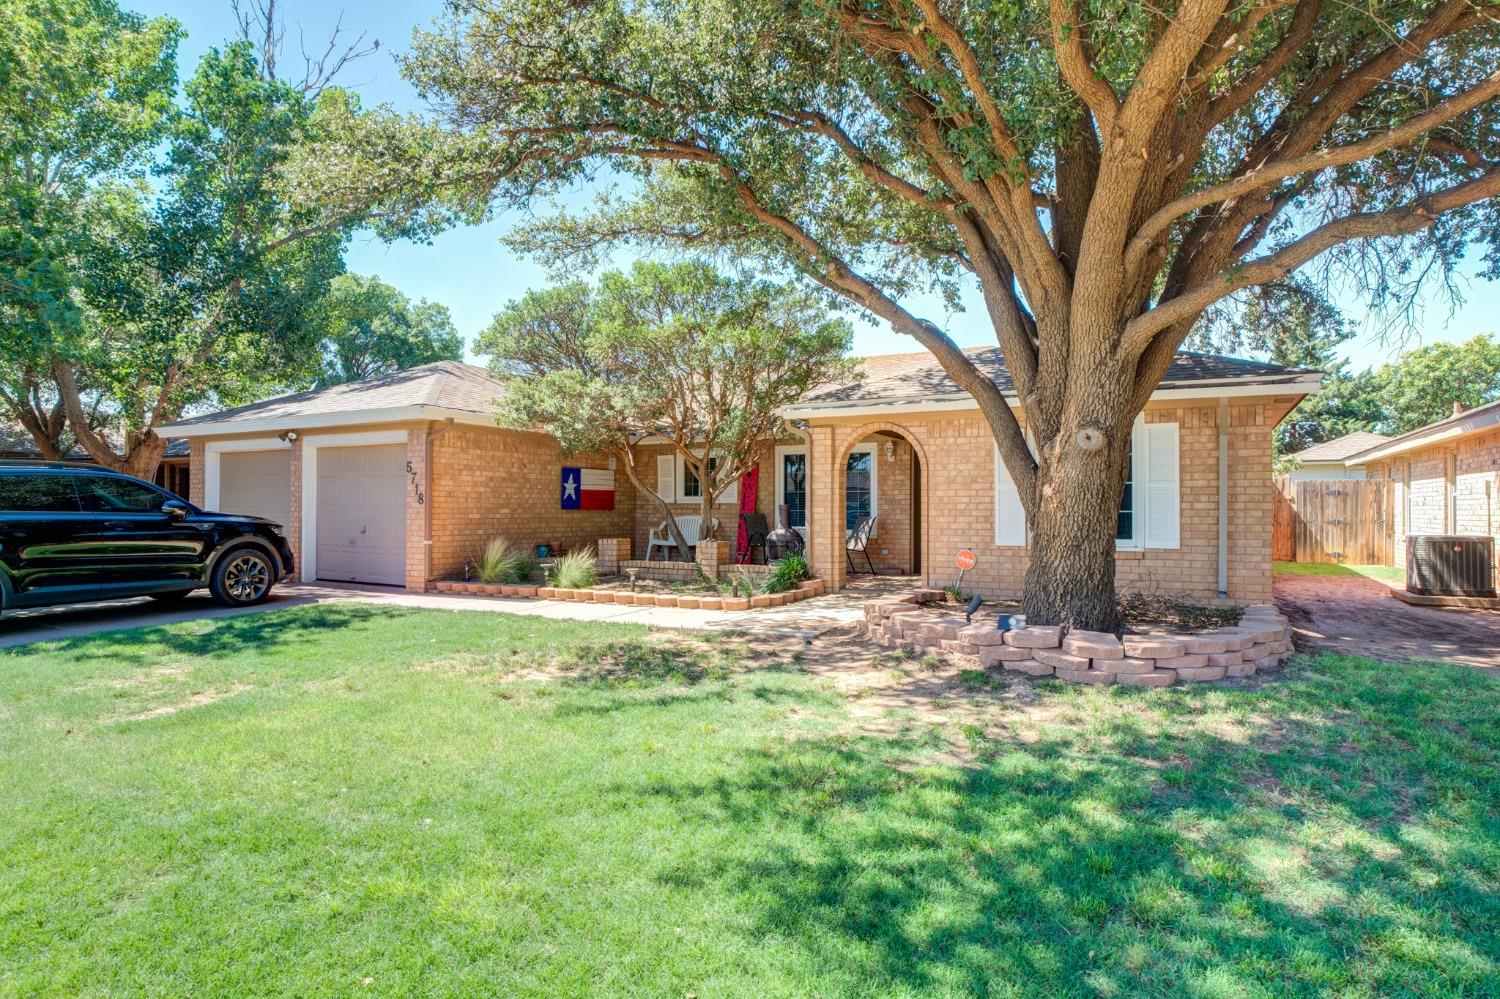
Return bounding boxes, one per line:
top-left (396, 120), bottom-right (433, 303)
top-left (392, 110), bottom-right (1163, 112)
top-left (560, 467), bottom-right (615, 511)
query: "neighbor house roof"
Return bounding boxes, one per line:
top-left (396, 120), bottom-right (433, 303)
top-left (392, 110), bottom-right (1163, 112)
top-left (1289, 431), bottom-right (1391, 464)
top-left (1343, 398), bottom-right (1500, 466)
top-left (160, 362), bottom-right (506, 437)
top-left (785, 346), bottom-right (1321, 415)
top-left (0, 421), bottom-right (189, 459)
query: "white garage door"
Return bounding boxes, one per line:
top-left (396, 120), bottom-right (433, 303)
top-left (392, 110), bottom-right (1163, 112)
top-left (218, 449), bottom-right (292, 529)
top-left (315, 443), bottom-right (407, 586)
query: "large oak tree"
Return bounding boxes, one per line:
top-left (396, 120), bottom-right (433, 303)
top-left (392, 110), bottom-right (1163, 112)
top-left (320, 0), bottom-right (1499, 629)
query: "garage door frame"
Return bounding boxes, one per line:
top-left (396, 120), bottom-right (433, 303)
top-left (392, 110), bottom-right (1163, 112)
top-left (300, 429), bottom-right (411, 584)
top-left (204, 437), bottom-right (292, 512)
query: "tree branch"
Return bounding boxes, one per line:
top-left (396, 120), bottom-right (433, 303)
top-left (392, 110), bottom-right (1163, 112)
top-left (1128, 67), bottom-right (1500, 266)
top-left (1049, 0), bottom-right (1119, 131)
top-left (1123, 165), bottom-right (1500, 350)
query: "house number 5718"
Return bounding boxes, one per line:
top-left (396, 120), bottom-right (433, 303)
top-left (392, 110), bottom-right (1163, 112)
top-left (405, 461), bottom-right (425, 505)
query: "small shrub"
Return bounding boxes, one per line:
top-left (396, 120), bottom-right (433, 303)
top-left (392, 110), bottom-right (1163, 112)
top-left (943, 584), bottom-right (971, 603)
top-left (474, 538), bottom-right (533, 584)
top-left (762, 554), bottom-right (811, 594)
top-left (550, 549), bottom-right (599, 589)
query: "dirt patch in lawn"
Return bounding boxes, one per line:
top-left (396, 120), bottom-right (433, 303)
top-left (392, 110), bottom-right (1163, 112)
top-left (1275, 571), bottom-right (1500, 669)
top-left (125, 684), bottom-right (251, 721)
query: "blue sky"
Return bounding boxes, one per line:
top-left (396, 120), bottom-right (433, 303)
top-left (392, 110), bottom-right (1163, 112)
top-left (137, 0), bottom-right (1500, 373)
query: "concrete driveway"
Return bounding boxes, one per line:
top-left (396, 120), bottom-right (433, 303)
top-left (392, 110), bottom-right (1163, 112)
top-left (1274, 572), bottom-right (1500, 669)
top-left (0, 582), bottom-right (871, 650)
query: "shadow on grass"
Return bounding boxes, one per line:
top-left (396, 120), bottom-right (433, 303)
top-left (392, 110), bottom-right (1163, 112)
top-left (617, 655), bottom-right (1500, 996)
top-left (28, 603), bottom-right (400, 670)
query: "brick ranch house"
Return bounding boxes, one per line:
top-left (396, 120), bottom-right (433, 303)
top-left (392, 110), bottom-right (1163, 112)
top-left (1347, 399), bottom-right (1500, 586)
top-left (160, 352), bottom-right (1319, 603)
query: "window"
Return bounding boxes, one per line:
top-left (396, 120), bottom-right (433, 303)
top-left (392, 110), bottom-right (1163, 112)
top-left (845, 448), bottom-right (875, 532)
top-left (75, 475), bottom-right (167, 514)
top-left (995, 418), bottom-right (1179, 550)
top-left (0, 473), bottom-right (80, 512)
top-left (1116, 447), bottom-right (1135, 542)
top-left (681, 455), bottom-right (719, 500)
top-left (780, 450), bottom-right (807, 530)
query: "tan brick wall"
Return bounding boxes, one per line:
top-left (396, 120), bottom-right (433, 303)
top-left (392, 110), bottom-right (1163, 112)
top-left (626, 436), bottom-right (913, 571)
top-left (629, 442), bottom-right (769, 554)
top-left (188, 440), bottom-right (206, 507)
top-left (801, 400), bottom-right (1278, 605)
top-left (426, 425), bottom-right (636, 583)
top-left (1365, 426), bottom-right (1500, 586)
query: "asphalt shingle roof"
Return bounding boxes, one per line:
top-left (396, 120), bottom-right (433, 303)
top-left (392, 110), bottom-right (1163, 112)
top-left (799, 346), bottom-right (1314, 405)
top-left (161, 362), bottom-right (502, 431)
top-left (1290, 431), bottom-right (1391, 463)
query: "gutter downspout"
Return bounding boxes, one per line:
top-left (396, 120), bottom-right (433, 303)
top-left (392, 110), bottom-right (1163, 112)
top-left (1218, 397), bottom-right (1229, 598)
top-left (423, 417), bottom-right (455, 587)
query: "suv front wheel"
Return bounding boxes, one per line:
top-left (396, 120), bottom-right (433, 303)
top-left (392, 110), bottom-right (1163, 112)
top-left (210, 547), bottom-right (276, 607)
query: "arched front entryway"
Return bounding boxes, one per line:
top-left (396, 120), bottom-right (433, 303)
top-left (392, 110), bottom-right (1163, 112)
top-left (815, 421), bottom-right (931, 593)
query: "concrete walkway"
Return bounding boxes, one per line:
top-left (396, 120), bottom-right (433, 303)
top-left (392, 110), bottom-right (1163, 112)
top-left (0, 580), bottom-right (879, 650)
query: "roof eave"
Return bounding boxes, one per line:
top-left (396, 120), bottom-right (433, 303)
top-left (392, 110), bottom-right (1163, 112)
top-left (782, 373), bottom-right (1323, 419)
top-left (159, 404), bottom-right (501, 438)
top-left (1344, 406), bottom-right (1500, 465)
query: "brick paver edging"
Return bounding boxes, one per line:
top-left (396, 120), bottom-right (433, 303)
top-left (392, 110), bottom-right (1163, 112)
top-left (862, 592), bottom-right (1292, 686)
top-left (430, 577), bottom-right (826, 611)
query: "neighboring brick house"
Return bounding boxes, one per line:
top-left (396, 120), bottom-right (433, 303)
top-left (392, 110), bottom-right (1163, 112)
top-left (162, 352), bottom-right (1319, 604)
top-left (1346, 400), bottom-right (1500, 585)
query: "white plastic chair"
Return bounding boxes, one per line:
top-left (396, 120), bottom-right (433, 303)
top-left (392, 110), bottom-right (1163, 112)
top-left (646, 515), bottom-right (718, 561)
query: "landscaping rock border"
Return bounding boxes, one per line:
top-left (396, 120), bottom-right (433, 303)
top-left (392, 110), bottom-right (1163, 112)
top-left (861, 593), bottom-right (1292, 686)
top-left (430, 577), bottom-right (826, 611)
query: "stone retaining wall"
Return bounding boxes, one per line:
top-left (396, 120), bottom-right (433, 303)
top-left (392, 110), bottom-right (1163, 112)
top-left (862, 593), bottom-right (1292, 686)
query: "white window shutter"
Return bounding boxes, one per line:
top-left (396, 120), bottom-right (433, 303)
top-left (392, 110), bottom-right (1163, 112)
top-left (1143, 421), bottom-right (1180, 549)
top-left (656, 454), bottom-right (675, 502)
top-left (993, 444), bottom-right (1028, 547)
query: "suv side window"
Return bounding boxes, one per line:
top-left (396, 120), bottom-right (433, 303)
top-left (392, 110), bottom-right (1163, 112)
top-left (75, 475), bottom-right (168, 514)
top-left (0, 473), bottom-right (83, 512)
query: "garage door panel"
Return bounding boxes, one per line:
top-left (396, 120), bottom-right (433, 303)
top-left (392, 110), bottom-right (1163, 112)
top-left (315, 443), bottom-right (406, 586)
top-left (218, 450), bottom-right (292, 529)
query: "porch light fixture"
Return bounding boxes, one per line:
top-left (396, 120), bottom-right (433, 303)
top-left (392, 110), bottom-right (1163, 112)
top-left (883, 440), bottom-right (895, 461)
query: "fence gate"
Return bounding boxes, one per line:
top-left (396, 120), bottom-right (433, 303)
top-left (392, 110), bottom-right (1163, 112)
top-left (1272, 476), bottom-right (1393, 565)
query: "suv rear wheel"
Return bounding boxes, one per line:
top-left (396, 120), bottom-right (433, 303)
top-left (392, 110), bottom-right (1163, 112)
top-left (210, 547), bottom-right (275, 607)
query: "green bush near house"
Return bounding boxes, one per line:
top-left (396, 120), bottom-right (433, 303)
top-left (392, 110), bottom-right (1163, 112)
top-left (762, 554), bottom-right (811, 594)
top-left (473, 538), bottom-right (534, 584)
top-left (549, 549), bottom-right (599, 589)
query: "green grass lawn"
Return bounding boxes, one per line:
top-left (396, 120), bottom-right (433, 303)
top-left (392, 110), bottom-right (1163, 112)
top-left (1273, 560), bottom-right (1405, 583)
top-left (2, 606), bottom-right (1497, 998)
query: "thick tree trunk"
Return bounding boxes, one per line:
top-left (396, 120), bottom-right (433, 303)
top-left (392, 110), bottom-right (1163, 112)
top-left (1021, 454), bottom-right (1128, 634)
top-left (1005, 311), bottom-right (1136, 634)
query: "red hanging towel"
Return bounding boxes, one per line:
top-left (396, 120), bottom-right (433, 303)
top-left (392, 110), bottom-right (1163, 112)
top-left (735, 463), bottom-right (760, 563)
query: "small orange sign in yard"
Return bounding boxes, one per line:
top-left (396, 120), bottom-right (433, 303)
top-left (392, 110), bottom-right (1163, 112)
top-left (955, 549), bottom-right (977, 572)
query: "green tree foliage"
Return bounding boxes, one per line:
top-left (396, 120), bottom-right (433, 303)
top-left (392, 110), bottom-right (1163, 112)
top-left (477, 261), bottom-right (855, 554)
top-left (0, 0), bottom-right (179, 457)
top-left (310, 273), bottom-right (462, 387)
top-left (309, 0), bottom-right (1500, 628)
top-left (2, 0), bottom-right (386, 478)
top-left (1374, 333), bottom-right (1500, 432)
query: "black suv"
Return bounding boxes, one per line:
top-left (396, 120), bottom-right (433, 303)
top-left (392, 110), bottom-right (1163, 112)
top-left (0, 461), bottom-right (295, 612)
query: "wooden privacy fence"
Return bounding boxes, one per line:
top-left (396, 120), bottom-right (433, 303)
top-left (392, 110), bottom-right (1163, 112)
top-left (1272, 475), bottom-right (1394, 565)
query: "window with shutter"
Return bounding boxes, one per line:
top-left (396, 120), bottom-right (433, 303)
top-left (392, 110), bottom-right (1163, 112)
top-left (656, 454), bottom-right (675, 502)
top-left (1143, 421), bottom-right (1180, 549)
top-left (994, 418), bottom-right (1179, 550)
